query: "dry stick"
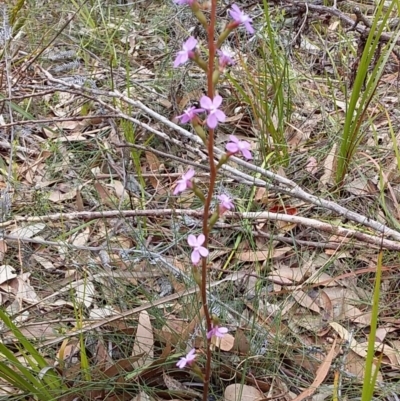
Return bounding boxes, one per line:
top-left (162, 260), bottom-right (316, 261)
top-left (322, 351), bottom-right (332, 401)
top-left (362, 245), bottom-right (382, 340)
top-left (291, 1), bottom-right (400, 44)
top-left (0, 114), bottom-right (120, 129)
top-left (39, 69), bottom-right (400, 241)
top-left (3, 209), bottom-right (400, 250)
top-left (0, 141), bottom-right (40, 156)
top-left (4, 224), bottom-right (367, 251)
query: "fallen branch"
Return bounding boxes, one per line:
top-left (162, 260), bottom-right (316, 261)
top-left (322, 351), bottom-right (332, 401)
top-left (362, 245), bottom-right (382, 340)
top-left (3, 208), bottom-right (400, 250)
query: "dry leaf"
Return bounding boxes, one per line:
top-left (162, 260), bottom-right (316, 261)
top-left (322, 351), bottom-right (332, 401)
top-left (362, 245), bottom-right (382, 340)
top-left (320, 144), bottom-right (337, 186)
top-left (48, 189), bottom-right (77, 203)
top-left (94, 182), bottom-right (115, 207)
top-left (70, 227), bottom-right (90, 247)
top-left (291, 339), bottom-right (337, 401)
top-left (57, 339), bottom-right (80, 361)
top-left (305, 157), bottom-right (318, 175)
top-left (75, 281), bottom-right (95, 308)
top-left (329, 322), bottom-right (367, 358)
top-left (145, 151), bottom-right (161, 190)
top-left (32, 254), bottom-right (55, 270)
top-left (292, 290), bottom-right (320, 313)
top-left (224, 384), bottom-right (264, 401)
top-left (0, 239), bottom-right (7, 262)
top-left (234, 329), bottom-right (251, 354)
top-left (0, 265), bottom-right (17, 285)
top-left (213, 333), bottom-right (235, 351)
top-left (90, 306), bottom-right (118, 319)
top-left (15, 276), bottom-right (40, 303)
top-left (113, 180), bottom-right (127, 200)
top-left (237, 247), bottom-right (290, 262)
top-left (273, 265), bottom-right (312, 284)
top-left (10, 223), bottom-right (46, 238)
top-left (76, 189), bottom-right (84, 211)
top-left (163, 372), bottom-right (187, 391)
top-left (132, 310), bottom-right (154, 368)
top-left (158, 317), bottom-right (187, 346)
top-left (130, 391), bottom-right (152, 401)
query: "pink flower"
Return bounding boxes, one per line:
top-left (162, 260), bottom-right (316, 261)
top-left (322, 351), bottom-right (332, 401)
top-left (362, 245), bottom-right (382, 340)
top-left (188, 234), bottom-right (209, 265)
top-left (207, 324), bottom-right (229, 339)
top-left (176, 349), bottom-right (197, 368)
top-left (217, 194), bottom-right (234, 215)
top-left (173, 169), bottom-right (195, 195)
top-left (177, 106), bottom-right (204, 124)
top-left (174, 37), bottom-right (197, 68)
top-left (226, 135), bottom-right (252, 160)
top-left (229, 4), bottom-right (254, 34)
top-left (200, 95), bottom-right (226, 129)
top-left (174, 0), bottom-right (195, 4)
top-left (217, 48), bottom-right (235, 68)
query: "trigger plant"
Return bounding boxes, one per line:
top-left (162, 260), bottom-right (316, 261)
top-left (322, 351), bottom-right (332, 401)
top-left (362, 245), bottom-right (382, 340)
top-left (171, 1), bottom-right (255, 400)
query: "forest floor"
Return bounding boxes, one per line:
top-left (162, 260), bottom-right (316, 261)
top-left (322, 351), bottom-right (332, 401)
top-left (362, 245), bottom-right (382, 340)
top-left (1, 0), bottom-right (400, 400)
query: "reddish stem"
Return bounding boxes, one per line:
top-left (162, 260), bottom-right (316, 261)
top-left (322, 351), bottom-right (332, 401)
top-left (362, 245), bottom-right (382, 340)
top-left (201, 1), bottom-right (217, 401)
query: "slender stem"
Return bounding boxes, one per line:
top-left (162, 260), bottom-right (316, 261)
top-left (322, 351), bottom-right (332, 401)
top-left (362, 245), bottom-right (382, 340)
top-left (201, 1), bottom-right (217, 401)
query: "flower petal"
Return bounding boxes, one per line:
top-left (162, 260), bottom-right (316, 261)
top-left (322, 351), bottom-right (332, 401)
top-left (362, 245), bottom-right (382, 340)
top-left (176, 359), bottom-right (186, 368)
top-left (226, 143), bottom-right (239, 153)
top-left (187, 234), bottom-right (197, 247)
top-left (174, 52), bottom-right (188, 68)
top-left (191, 250), bottom-right (200, 264)
top-left (229, 135), bottom-right (239, 143)
top-left (200, 95), bottom-right (212, 110)
top-left (197, 234), bottom-right (205, 245)
top-left (244, 21), bottom-right (255, 34)
top-left (184, 37), bottom-right (197, 51)
top-left (187, 349), bottom-right (196, 359)
top-left (212, 95), bottom-right (223, 108)
top-left (214, 109), bottom-right (226, 122)
top-left (184, 169), bottom-right (195, 180)
top-left (207, 114), bottom-right (218, 129)
top-left (229, 4), bottom-right (241, 20)
top-left (199, 246), bottom-right (209, 257)
top-left (242, 149), bottom-right (253, 159)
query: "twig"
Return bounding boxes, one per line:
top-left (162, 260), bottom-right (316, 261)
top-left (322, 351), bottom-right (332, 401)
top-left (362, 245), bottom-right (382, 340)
top-left (3, 209), bottom-right (400, 250)
top-left (0, 141), bottom-right (40, 156)
top-left (291, 1), bottom-right (400, 44)
top-left (0, 114), bottom-right (120, 129)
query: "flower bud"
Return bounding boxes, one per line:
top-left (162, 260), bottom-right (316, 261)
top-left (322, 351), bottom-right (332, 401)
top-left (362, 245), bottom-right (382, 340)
top-left (212, 69), bottom-right (220, 87)
top-left (211, 315), bottom-right (220, 326)
top-left (191, 364), bottom-right (204, 381)
top-left (194, 124), bottom-right (207, 144)
top-left (216, 27), bottom-right (233, 48)
top-left (208, 211), bottom-right (219, 230)
top-left (216, 153), bottom-right (229, 169)
top-left (193, 53), bottom-right (208, 72)
top-left (193, 9), bottom-right (208, 29)
top-left (192, 182), bottom-right (206, 203)
top-left (193, 266), bottom-right (202, 287)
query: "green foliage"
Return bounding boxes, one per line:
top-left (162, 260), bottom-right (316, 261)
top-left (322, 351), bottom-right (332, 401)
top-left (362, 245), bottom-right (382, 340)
top-left (336, 0), bottom-right (400, 184)
top-left (360, 251), bottom-right (383, 401)
top-left (228, 1), bottom-right (292, 166)
top-left (0, 308), bottom-right (66, 400)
